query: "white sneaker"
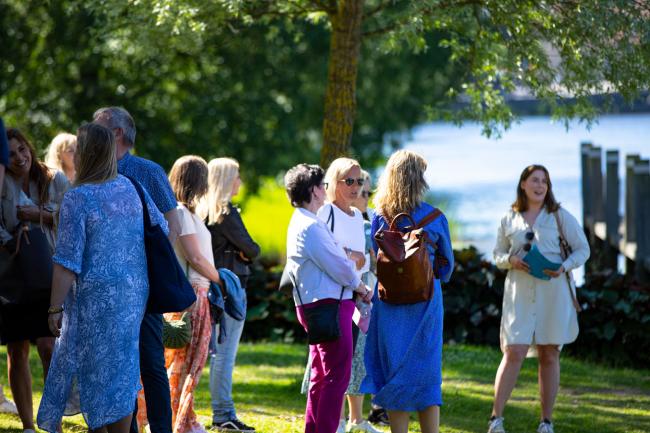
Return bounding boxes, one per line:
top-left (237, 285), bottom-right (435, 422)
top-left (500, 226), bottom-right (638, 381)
top-left (487, 416), bottom-right (506, 433)
top-left (0, 398), bottom-right (18, 414)
top-left (537, 421), bottom-right (554, 433)
top-left (336, 419), bottom-right (347, 433)
top-left (347, 420), bottom-right (383, 433)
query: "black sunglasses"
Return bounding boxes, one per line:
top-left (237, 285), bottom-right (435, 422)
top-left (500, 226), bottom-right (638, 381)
top-left (523, 231), bottom-right (534, 252)
top-left (340, 178), bottom-right (364, 186)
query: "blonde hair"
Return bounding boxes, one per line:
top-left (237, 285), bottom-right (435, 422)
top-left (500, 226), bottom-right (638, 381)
top-left (75, 123), bottom-right (117, 186)
top-left (324, 157), bottom-right (361, 203)
top-left (45, 132), bottom-right (76, 172)
top-left (373, 150), bottom-right (428, 220)
top-left (205, 157), bottom-right (240, 224)
top-left (168, 155), bottom-right (208, 214)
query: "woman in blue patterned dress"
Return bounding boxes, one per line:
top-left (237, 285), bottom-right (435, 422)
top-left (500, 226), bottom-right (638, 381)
top-left (37, 123), bottom-right (167, 433)
top-left (360, 150), bottom-right (454, 433)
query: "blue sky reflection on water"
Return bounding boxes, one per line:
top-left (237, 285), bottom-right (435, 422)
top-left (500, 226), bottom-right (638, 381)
top-left (404, 113), bottom-right (650, 281)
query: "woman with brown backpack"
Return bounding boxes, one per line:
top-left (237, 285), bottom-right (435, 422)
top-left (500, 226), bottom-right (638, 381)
top-left (360, 150), bottom-right (454, 433)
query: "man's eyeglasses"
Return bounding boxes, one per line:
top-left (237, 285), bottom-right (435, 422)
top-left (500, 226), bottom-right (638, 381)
top-left (320, 182), bottom-right (329, 189)
top-left (340, 178), bottom-right (364, 186)
top-left (523, 231), bottom-right (534, 252)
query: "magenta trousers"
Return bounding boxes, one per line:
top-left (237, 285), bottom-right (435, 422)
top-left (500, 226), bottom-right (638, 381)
top-left (296, 299), bottom-right (354, 433)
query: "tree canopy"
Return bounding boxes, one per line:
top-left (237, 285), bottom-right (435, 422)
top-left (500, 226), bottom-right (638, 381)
top-left (1, 1), bottom-right (648, 174)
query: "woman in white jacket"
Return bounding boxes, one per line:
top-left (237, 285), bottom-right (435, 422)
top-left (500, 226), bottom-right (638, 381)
top-left (488, 164), bottom-right (590, 433)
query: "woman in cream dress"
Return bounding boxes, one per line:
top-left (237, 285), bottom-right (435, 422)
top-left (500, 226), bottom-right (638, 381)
top-left (488, 165), bottom-right (590, 433)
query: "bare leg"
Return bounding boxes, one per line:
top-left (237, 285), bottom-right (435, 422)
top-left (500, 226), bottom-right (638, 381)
top-left (418, 405), bottom-right (440, 433)
top-left (348, 394), bottom-right (365, 424)
top-left (36, 337), bottom-right (55, 379)
top-left (491, 344), bottom-right (528, 417)
top-left (387, 410), bottom-right (410, 433)
top-left (537, 345), bottom-right (560, 421)
top-left (7, 340), bottom-right (34, 430)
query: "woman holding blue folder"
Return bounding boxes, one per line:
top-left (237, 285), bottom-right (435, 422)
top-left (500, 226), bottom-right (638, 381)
top-left (488, 165), bottom-right (590, 433)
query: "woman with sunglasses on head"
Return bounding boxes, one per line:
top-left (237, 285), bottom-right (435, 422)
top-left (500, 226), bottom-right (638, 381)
top-left (488, 165), bottom-right (590, 433)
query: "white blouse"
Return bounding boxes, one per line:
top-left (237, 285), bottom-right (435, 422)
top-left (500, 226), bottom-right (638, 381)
top-left (174, 204), bottom-right (214, 286)
top-left (493, 207), bottom-right (590, 354)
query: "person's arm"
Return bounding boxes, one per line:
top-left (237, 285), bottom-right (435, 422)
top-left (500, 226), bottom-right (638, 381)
top-left (220, 206), bottom-right (260, 260)
top-left (434, 214), bottom-right (455, 283)
top-left (47, 263), bottom-right (76, 337)
top-left (494, 213), bottom-right (515, 270)
top-left (177, 233), bottom-right (221, 284)
top-left (164, 207), bottom-right (181, 244)
top-left (545, 209), bottom-right (590, 278)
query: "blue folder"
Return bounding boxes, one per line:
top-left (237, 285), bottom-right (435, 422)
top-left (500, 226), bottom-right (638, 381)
top-left (523, 245), bottom-right (562, 280)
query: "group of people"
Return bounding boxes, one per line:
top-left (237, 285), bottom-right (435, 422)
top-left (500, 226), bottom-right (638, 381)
top-left (0, 108), bottom-right (259, 433)
top-left (0, 107), bottom-right (591, 433)
top-left (284, 152), bottom-right (589, 433)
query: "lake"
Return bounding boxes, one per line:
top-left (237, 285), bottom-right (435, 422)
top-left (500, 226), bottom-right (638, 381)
top-left (404, 113), bottom-right (650, 281)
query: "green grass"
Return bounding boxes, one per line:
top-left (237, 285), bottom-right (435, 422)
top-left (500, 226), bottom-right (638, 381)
top-left (1, 343), bottom-right (649, 433)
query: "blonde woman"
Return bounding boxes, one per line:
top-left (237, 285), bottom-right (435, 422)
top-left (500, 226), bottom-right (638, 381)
top-left (360, 150), bottom-right (454, 433)
top-left (45, 132), bottom-right (77, 182)
top-left (37, 123), bottom-right (167, 433)
top-left (204, 157), bottom-right (259, 432)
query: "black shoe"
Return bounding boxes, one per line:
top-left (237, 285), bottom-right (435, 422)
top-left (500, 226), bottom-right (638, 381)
top-left (367, 408), bottom-right (389, 426)
top-left (212, 418), bottom-right (256, 432)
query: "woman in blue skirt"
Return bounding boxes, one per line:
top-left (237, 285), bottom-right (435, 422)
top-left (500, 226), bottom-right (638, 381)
top-left (361, 150), bottom-right (454, 433)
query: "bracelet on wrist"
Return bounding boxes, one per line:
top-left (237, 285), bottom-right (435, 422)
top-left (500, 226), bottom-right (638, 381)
top-left (48, 305), bottom-right (64, 315)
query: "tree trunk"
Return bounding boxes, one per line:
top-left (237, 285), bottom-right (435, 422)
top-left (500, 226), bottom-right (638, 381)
top-left (320, 0), bottom-right (365, 167)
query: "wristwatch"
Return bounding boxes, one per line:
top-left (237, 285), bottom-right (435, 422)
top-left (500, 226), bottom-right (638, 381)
top-left (48, 305), bottom-right (64, 314)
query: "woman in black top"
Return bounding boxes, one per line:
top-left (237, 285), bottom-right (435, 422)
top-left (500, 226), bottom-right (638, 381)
top-left (204, 157), bottom-right (259, 432)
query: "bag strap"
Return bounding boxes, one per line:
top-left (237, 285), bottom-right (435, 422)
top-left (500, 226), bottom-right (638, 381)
top-left (417, 209), bottom-right (443, 228)
top-left (326, 205), bottom-right (335, 232)
top-left (389, 213), bottom-right (416, 230)
top-left (291, 269), bottom-right (345, 306)
top-left (126, 177), bottom-right (152, 229)
top-left (552, 210), bottom-right (581, 312)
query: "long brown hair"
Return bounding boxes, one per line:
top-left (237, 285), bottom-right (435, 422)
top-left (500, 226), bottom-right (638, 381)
top-left (512, 164), bottom-right (560, 212)
top-left (6, 128), bottom-right (53, 205)
top-left (168, 155), bottom-right (208, 214)
top-left (75, 123), bottom-right (118, 186)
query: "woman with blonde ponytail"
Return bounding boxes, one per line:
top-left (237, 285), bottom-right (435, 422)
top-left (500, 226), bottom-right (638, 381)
top-left (205, 158), bottom-right (259, 432)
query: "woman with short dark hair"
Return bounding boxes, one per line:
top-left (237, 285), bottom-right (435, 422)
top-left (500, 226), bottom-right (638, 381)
top-left (284, 163), bottom-right (372, 433)
top-left (37, 123), bottom-right (167, 433)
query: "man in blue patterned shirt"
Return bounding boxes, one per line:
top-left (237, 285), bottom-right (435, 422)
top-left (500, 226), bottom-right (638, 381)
top-left (94, 106), bottom-right (180, 433)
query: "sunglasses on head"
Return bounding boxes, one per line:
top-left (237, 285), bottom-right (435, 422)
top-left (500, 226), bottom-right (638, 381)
top-left (523, 231), bottom-right (534, 252)
top-left (340, 178), bottom-right (364, 186)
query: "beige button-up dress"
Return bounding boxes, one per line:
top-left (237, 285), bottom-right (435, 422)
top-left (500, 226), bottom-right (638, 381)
top-left (493, 207), bottom-right (590, 356)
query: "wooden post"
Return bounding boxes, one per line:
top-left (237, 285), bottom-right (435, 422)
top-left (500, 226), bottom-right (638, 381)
top-left (589, 146), bottom-right (604, 223)
top-left (634, 159), bottom-right (650, 283)
top-left (581, 142), bottom-right (593, 228)
top-left (604, 150), bottom-right (619, 269)
top-left (625, 154), bottom-right (641, 243)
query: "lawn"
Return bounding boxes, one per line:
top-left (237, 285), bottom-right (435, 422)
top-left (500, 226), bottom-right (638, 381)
top-left (0, 343), bottom-right (648, 433)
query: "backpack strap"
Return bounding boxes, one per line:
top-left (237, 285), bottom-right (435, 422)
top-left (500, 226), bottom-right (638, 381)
top-left (417, 209), bottom-right (442, 228)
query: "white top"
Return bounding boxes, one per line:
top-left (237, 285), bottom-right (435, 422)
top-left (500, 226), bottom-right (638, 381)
top-left (286, 207), bottom-right (361, 306)
top-left (317, 203), bottom-right (370, 277)
top-left (493, 207), bottom-right (590, 354)
top-left (174, 204), bottom-right (214, 286)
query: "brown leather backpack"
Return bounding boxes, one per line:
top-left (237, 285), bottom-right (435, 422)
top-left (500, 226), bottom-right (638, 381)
top-left (374, 209), bottom-right (442, 304)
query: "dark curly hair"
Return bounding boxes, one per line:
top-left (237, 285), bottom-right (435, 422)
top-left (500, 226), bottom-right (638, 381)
top-left (284, 163), bottom-right (324, 207)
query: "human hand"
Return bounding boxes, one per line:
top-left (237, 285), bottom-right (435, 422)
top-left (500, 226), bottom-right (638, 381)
top-left (356, 283), bottom-right (373, 303)
top-left (16, 205), bottom-right (40, 222)
top-left (48, 312), bottom-right (63, 337)
top-left (509, 255), bottom-right (530, 272)
top-left (544, 266), bottom-right (565, 278)
top-left (347, 249), bottom-right (366, 270)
